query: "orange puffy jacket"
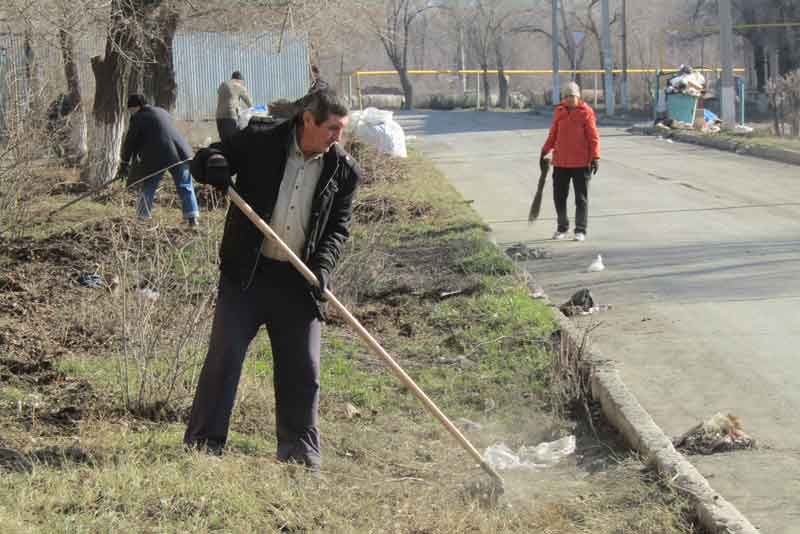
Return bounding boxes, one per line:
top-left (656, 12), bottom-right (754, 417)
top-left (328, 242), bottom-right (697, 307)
top-left (541, 100), bottom-right (600, 168)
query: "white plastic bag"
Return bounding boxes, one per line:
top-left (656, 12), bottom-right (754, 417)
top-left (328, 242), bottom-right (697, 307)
top-left (237, 107), bottom-right (253, 130)
top-left (352, 107), bottom-right (407, 158)
top-left (237, 105), bottom-right (270, 129)
top-left (484, 435), bottom-right (576, 471)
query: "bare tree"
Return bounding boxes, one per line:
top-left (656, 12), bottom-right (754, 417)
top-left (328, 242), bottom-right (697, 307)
top-left (573, 0), bottom-right (619, 73)
top-left (56, 25), bottom-right (88, 165)
top-left (466, 0), bottom-right (531, 110)
top-left (371, 0), bottom-right (438, 110)
top-left (692, 0), bottom-right (800, 90)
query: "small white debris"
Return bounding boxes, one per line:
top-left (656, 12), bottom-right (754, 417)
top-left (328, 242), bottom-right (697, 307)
top-left (587, 254), bottom-right (605, 272)
top-left (344, 402), bottom-right (361, 419)
top-left (135, 288), bottom-right (160, 301)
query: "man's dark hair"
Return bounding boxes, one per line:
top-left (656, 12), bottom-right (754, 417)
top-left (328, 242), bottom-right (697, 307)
top-left (126, 93), bottom-right (147, 108)
top-left (296, 88), bottom-right (348, 125)
top-left (231, 71), bottom-right (242, 80)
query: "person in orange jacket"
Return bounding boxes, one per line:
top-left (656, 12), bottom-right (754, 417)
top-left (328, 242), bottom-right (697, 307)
top-left (540, 82), bottom-right (600, 242)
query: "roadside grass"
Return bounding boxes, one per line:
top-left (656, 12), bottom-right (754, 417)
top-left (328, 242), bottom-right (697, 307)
top-left (0, 145), bottom-right (699, 532)
top-left (705, 129), bottom-right (800, 152)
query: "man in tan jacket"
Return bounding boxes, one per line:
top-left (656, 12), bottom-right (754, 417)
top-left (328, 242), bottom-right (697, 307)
top-left (216, 71), bottom-right (252, 141)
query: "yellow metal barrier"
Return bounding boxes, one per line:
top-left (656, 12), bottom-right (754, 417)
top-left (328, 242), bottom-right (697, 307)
top-left (352, 68), bottom-right (746, 110)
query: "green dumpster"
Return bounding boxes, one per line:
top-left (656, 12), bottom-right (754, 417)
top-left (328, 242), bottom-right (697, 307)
top-left (666, 93), bottom-right (698, 124)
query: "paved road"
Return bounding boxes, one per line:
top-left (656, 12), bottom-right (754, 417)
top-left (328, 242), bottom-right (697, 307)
top-left (397, 110), bottom-right (800, 533)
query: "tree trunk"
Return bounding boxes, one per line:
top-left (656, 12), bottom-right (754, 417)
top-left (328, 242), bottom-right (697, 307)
top-left (58, 28), bottom-right (87, 166)
top-left (144, 7), bottom-right (179, 111)
top-left (753, 44), bottom-right (766, 91)
top-left (23, 30), bottom-right (36, 112)
top-left (495, 42), bottom-right (509, 109)
top-left (497, 71), bottom-right (509, 109)
top-left (81, 1), bottom-right (137, 187)
top-left (481, 68), bottom-right (490, 111)
top-left (399, 68), bottom-right (414, 110)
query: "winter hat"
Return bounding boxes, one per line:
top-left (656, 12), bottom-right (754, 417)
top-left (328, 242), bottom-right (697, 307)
top-left (564, 82), bottom-right (581, 98)
top-left (126, 93), bottom-right (147, 108)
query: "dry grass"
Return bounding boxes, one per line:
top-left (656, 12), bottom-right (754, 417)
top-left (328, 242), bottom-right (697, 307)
top-left (0, 140), bottom-right (699, 533)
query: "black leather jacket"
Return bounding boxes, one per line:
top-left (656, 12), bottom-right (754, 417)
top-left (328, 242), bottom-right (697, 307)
top-left (191, 117), bottom-right (360, 316)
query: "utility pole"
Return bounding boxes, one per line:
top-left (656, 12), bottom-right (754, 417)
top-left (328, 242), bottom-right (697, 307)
top-left (458, 26), bottom-right (466, 94)
top-left (601, 0), bottom-right (615, 115)
top-left (719, 0), bottom-right (736, 126)
top-left (621, 0), bottom-right (629, 112)
top-left (552, 0), bottom-right (560, 105)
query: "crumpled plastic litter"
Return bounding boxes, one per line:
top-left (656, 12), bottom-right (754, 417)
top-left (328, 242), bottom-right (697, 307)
top-left (560, 288), bottom-right (612, 317)
top-left (666, 65), bottom-right (706, 97)
top-left (673, 413), bottom-right (755, 455)
top-left (351, 107), bottom-right (408, 158)
top-left (135, 288), bottom-right (160, 301)
top-left (484, 435), bottom-right (576, 471)
top-left (78, 273), bottom-right (104, 289)
top-left (505, 243), bottom-right (550, 261)
top-left (587, 254), bottom-right (605, 272)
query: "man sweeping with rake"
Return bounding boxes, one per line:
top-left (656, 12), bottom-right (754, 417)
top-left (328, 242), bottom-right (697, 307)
top-left (184, 89), bottom-right (359, 471)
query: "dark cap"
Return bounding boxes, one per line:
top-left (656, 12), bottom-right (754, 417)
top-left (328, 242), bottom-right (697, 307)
top-left (231, 71), bottom-right (242, 80)
top-left (126, 94), bottom-right (146, 108)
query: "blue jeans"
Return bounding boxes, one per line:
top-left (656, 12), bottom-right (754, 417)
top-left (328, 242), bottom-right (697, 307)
top-left (136, 162), bottom-right (199, 220)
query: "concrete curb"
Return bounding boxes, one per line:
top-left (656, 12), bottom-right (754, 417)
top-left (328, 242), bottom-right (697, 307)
top-left (630, 125), bottom-right (800, 167)
top-left (530, 284), bottom-right (760, 533)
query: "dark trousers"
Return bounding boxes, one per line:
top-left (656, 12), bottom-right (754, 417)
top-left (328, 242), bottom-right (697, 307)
top-left (216, 118), bottom-right (238, 142)
top-left (184, 259), bottom-right (322, 468)
top-left (553, 166), bottom-right (591, 234)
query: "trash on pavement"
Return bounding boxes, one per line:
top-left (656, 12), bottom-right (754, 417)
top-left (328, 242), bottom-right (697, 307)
top-left (673, 413), bottom-right (756, 454)
top-left (505, 243), bottom-right (550, 261)
top-left (587, 254), bottom-right (605, 272)
top-left (561, 288), bottom-right (594, 315)
top-left (484, 435), bottom-right (576, 471)
top-left (559, 288), bottom-right (612, 317)
top-left (350, 107), bottom-right (408, 158)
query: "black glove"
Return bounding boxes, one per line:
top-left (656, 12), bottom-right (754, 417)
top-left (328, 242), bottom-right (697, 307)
top-left (116, 161), bottom-right (130, 181)
top-left (310, 268), bottom-right (329, 301)
top-left (590, 159), bottom-right (599, 175)
top-left (205, 153), bottom-right (232, 193)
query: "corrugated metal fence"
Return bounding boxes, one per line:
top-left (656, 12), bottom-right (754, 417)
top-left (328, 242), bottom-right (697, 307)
top-left (0, 33), bottom-right (24, 129)
top-left (0, 31), bottom-right (309, 129)
top-left (174, 32), bottom-right (310, 121)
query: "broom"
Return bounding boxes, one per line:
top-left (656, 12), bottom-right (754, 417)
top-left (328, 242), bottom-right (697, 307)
top-left (528, 155), bottom-right (551, 223)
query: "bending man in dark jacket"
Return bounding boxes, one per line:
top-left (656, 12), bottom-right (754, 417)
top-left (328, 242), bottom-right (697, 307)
top-left (184, 89), bottom-right (360, 470)
top-left (119, 94), bottom-right (200, 225)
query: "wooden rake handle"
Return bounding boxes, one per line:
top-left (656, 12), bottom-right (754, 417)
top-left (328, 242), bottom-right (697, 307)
top-left (227, 189), bottom-right (504, 490)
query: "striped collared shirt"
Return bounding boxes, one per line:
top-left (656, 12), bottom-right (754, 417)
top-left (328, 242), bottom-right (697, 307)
top-left (261, 128), bottom-right (324, 261)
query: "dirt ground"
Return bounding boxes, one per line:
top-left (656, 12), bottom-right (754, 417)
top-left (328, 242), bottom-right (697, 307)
top-left (0, 143), bottom-right (702, 532)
